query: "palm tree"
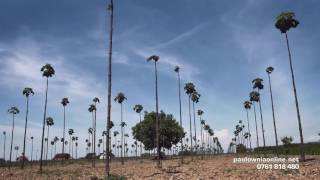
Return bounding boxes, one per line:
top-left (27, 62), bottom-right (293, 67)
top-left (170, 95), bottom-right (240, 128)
top-left (61, 97), bottom-right (70, 155)
top-left (54, 136), bottom-right (59, 155)
top-left (174, 65), bottom-right (184, 159)
top-left (21, 87), bottom-right (34, 168)
top-left (105, 0), bottom-right (114, 176)
top-left (252, 78), bottom-right (266, 147)
top-left (45, 117), bottom-right (54, 161)
top-left (184, 82), bottom-right (196, 153)
top-left (133, 104), bottom-right (143, 157)
top-left (113, 131), bottom-right (119, 156)
top-left (14, 146), bottom-right (19, 160)
top-left (250, 91), bottom-right (260, 147)
top-left (243, 101), bottom-right (252, 149)
top-left (3, 131), bottom-right (6, 160)
top-left (120, 122), bottom-right (127, 163)
top-left (114, 92), bottom-right (127, 164)
top-left (75, 141), bottom-right (78, 159)
top-left (200, 119), bottom-right (205, 150)
top-left (88, 127), bottom-right (94, 153)
top-left (8, 106), bottom-right (19, 167)
top-left (68, 129), bottom-right (74, 155)
top-left (102, 131), bottom-right (107, 154)
top-left (146, 54), bottom-right (161, 167)
top-left (30, 136), bottom-right (33, 162)
top-left (50, 141), bottom-right (54, 159)
top-left (266, 66), bottom-right (279, 154)
top-left (71, 136), bottom-right (76, 158)
top-left (275, 12), bottom-right (304, 161)
top-left (92, 97), bottom-right (100, 167)
top-left (40, 63), bottom-right (55, 171)
top-left (191, 91), bottom-right (200, 149)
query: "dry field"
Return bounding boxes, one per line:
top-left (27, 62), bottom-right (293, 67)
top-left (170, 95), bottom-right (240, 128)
top-left (0, 155), bottom-right (319, 180)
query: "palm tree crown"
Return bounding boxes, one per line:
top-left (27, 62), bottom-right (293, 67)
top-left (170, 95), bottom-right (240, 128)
top-left (93, 97), bottom-right (100, 103)
top-left (40, 64), bottom-right (55, 78)
top-left (22, 87), bottom-right (34, 97)
top-left (8, 107), bottom-right (20, 114)
top-left (114, 93), bottom-right (127, 104)
top-left (244, 101), bottom-right (252, 109)
top-left (146, 55), bottom-right (160, 62)
top-left (252, 78), bottom-right (264, 90)
top-left (133, 104), bottom-right (143, 113)
top-left (250, 91), bottom-right (260, 102)
top-left (46, 117), bottom-right (54, 126)
top-left (184, 82), bottom-right (196, 95)
top-left (88, 104), bottom-right (96, 112)
top-left (191, 91), bottom-right (201, 103)
top-left (174, 66), bottom-right (180, 73)
top-left (275, 12), bottom-right (299, 33)
top-left (61, 97), bottom-right (70, 107)
top-left (197, 110), bottom-right (204, 116)
top-left (266, 66), bottom-right (274, 74)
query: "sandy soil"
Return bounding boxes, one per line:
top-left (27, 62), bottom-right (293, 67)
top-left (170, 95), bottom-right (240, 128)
top-left (0, 155), bottom-right (319, 180)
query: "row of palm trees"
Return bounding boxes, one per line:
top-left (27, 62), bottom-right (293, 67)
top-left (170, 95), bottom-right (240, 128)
top-left (230, 12), bottom-right (305, 161)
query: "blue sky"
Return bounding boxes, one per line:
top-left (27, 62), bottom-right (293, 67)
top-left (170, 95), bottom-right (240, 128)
top-left (0, 0), bottom-right (319, 159)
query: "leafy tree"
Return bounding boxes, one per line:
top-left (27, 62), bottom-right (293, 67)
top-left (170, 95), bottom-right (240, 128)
top-left (275, 11), bottom-right (304, 161)
top-left (281, 136), bottom-right (293, 146)
top-left (132, 111), bottom-right (184, 153)
top-left (22, 87), bottom-right (34, 168)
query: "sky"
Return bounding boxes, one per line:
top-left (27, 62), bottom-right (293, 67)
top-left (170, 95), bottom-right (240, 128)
top-left (0, 0), bottom-right (319, 160)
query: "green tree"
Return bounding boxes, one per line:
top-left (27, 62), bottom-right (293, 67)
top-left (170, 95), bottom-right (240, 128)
top-left (21, 87), bottom-right (34, 168)
top-left (275, 11), bottom-right (304, 161)
top-left (146, 55), bottom-right (161, 167)
top-left (114, 92), bottom-right (127, 164)
top-left (281, 136), bottom-right (293, 146)
top-left (132, 111), bottom-right (184, 152)
top-left (8, 106), bottom-right (19, 168)
top-left (45, 117), bottom-right (54, 161)
top-left (40, 63), bottom-right (55, 172)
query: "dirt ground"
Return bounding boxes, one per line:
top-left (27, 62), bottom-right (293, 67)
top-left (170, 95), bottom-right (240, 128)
top-left (0, 155), bottom-right (319, 180)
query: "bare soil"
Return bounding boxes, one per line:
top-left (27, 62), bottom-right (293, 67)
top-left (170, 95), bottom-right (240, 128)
top-left (0, 155), bottom-right (319, 180)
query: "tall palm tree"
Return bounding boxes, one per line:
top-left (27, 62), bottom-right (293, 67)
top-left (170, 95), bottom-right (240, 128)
top-left (45, 117), bottom-right (54, 161)
top-left (92, 97), bottom-right (100, 167)
top-left (14, 146), bottom-right (19, 160)
top-left (275, 12), bottom-right (304, 161)
top-left (200, 119), bottom-right (205, 150)
top-left (40, 63), bottom-right (55, 171)
top-left (113, 131), bottom-right (119, 157)
top-left (71, 136), bottom-right (76, 158)
top-left (3, 131), bottom-right (6, 160)
top-left (54, 136), bottom-right (59, 155)
top-left (114, 92), bottom-right (127, 164)
top-left (61, 97), bottom-right (70, 155)
top-left (102, 131), bottom-right (107, 154)
top-left (31, 136), bottom-right (35, 160)
top-left (105, 0), bottom-right (114, 176)
top-left (133, 104), bottom-right (143, 157)
top-left (266, 66), bottom-right (279, 154)
top-left (252, 78), bottom-right (266, 147)
top-left (68, 129), bottom-right (74, 155)
top-left (146, 54), bottom-right (161, 167)
top-left (50, 141), bottom-right (54, 159)
top-left (8, 106), bottom-right (19, 168)
top-left (174, 65), bottom-right (184, 159)
top-left (88, 127), bottom-right (94, 153)
top-left (75, 141), bottom-right (78, 159)
top-left (250, 91), bottom-right (260, 147)
top-left (21, 87), bottom-right (34, 168)
top-left (184, 82), bottom-right (196, 153)
top-left (197, 110), bottom-right (204, 149)
top-left (191, 91), bottom-right (200, 149)
top-left (243, 101), bottom-right (252, 149)
top-left (120, 121), bottom-right (127, 164)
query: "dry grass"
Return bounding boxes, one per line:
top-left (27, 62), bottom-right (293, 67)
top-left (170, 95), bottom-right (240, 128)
top-left (0, 154), bottom-right (319, 179)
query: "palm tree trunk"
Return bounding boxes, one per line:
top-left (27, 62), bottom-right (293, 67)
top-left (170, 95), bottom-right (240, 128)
top-left (192, 102), bottom-right (197, 150)
top-left (139, 112), bottom-right (142, 158)
top-left (257, 89), bottom-right (266, 147)
top-left (188, 97), bottom-right (193, 154)
top-left (245, 109), bottom-right (252, 149)
top-left (267, 73), bottom-right (279, 155)
top-left (177, 71), bottom-right (183, 162)
top-left (31, 139), bottom-right (33, 161)
top-left (105, 0), bottom-right (114, 176)
top-left (93, 103), bottom-right (97, 167)
top-left (121, 103), bottom-right (124, 165)
top-left (21, 97), bottom-right (29, 168)
top-left (9, 114), bottom-right (15, 168)
top-left (285, 33), bottom-right (305, 161)
top-left (3, 134), bottom-right (6, 160)
top-left (40, 77), bottom-right (49, 172)
top-left (252, 102), bottom-right (259, 147)
top-left (46, 126), bottom-right (50, 161)
top-left (154, 61), bottom-right (161, 167)
top-left (62, 106), bottom-right (66, 154)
